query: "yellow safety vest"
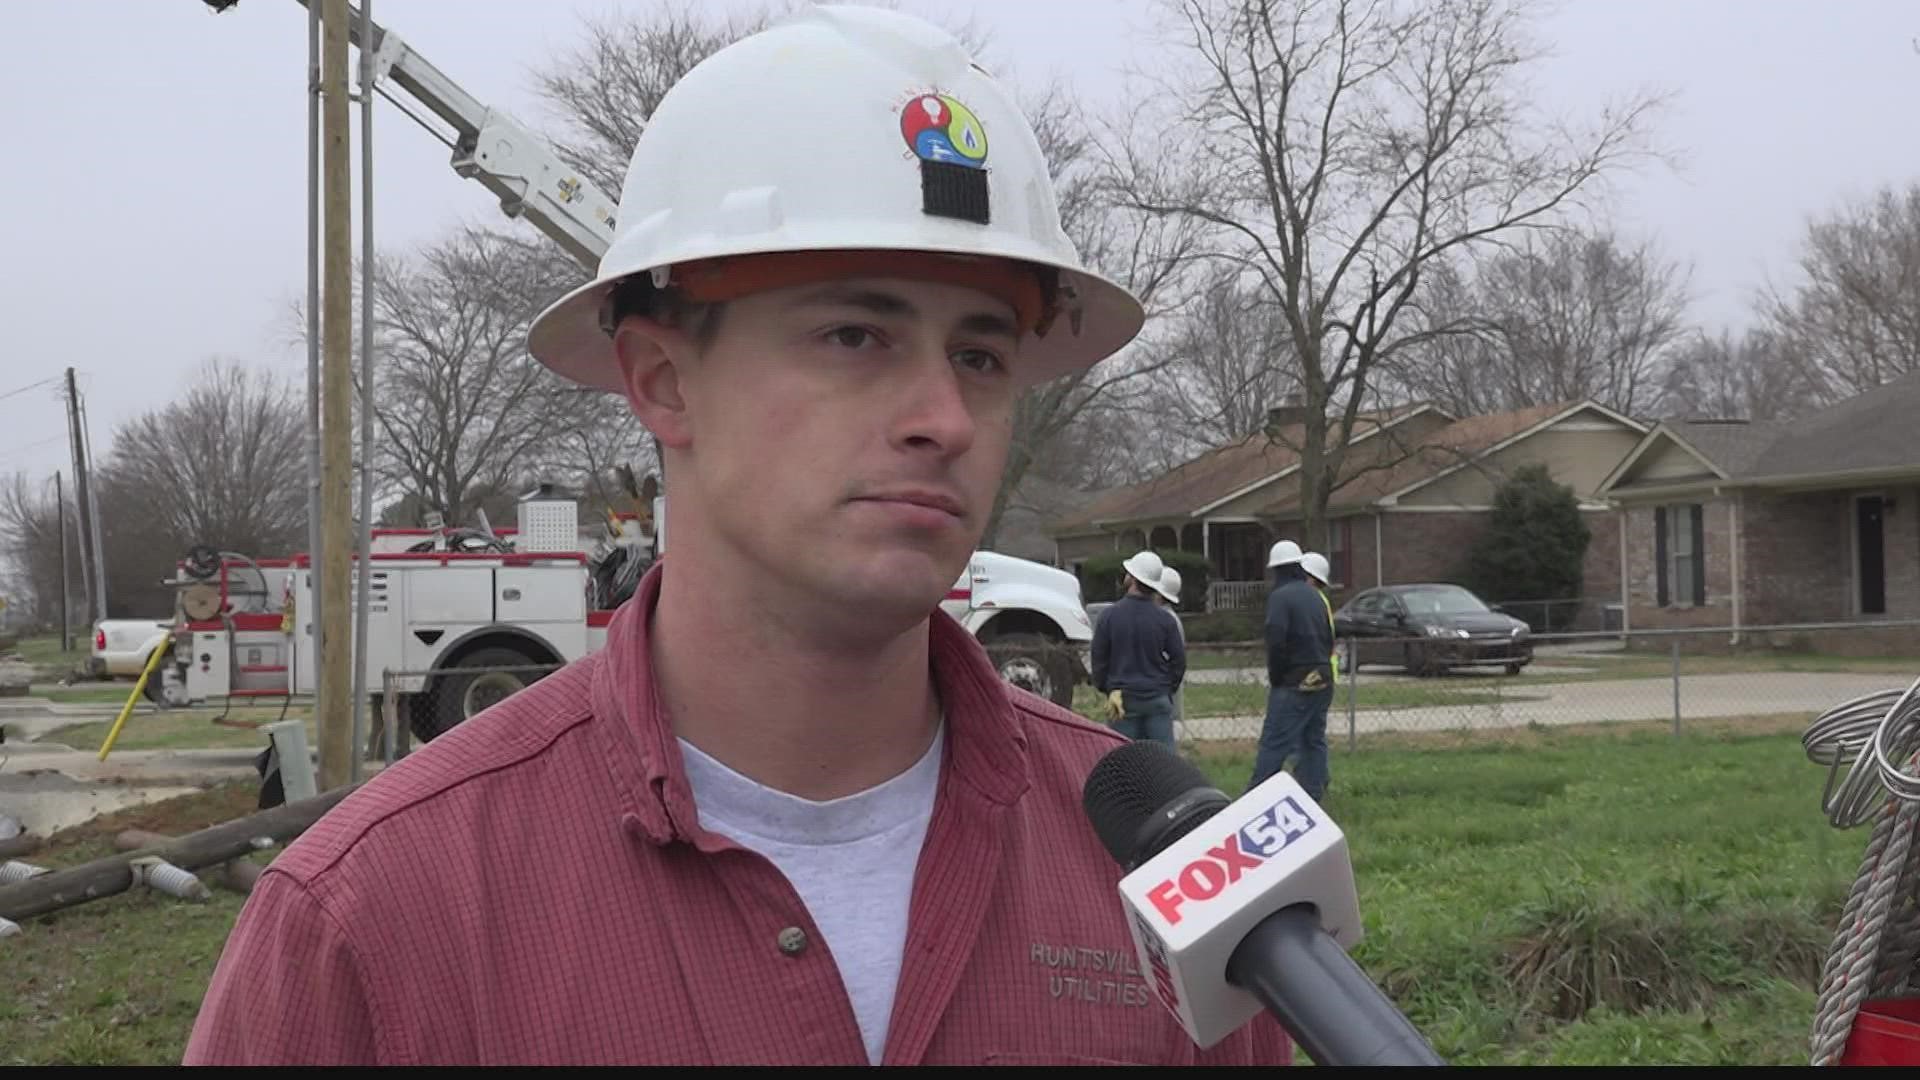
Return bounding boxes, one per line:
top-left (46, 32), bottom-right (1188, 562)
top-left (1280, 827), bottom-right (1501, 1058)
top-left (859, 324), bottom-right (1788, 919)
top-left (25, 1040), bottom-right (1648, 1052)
top-left (1322, 590), bottom-right (1339, 683)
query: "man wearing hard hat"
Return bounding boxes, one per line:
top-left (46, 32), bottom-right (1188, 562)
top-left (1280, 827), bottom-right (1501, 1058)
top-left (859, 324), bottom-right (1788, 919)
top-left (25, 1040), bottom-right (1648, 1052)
top-left (186, 6), bottom-right (1286, 1067)
top-left (1089, 550), bottom-right (1186, 748)
top-left (1252, 539), bottom-right (1335, 800)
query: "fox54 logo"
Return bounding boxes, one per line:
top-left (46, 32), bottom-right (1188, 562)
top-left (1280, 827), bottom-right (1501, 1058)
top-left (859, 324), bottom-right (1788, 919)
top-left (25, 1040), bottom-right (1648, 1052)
top-left (1147, 798), bottom-right (1315, 926)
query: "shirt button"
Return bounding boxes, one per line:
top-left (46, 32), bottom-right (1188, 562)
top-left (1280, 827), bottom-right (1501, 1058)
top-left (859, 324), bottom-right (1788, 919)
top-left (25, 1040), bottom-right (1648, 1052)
top-left (777, 926), bottom-right (808, 955)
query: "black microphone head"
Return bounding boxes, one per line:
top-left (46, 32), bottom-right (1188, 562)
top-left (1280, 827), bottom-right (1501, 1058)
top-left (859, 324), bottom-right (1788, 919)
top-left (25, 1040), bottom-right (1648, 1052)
top-left (1082, 740), bottom-right (1232, 872)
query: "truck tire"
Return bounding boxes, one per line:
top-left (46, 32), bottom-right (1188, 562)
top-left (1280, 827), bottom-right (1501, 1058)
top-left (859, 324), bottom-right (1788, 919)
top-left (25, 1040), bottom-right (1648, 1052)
top-left (416, 645), bottom-right (545, 743)
top-left (987, 632), bottom-right (1076, 709)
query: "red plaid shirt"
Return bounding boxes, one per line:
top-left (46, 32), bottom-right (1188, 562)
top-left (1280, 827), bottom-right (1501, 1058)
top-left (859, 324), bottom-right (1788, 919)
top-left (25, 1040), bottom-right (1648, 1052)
top-left (183, 567), bottom-right (1292, 1066)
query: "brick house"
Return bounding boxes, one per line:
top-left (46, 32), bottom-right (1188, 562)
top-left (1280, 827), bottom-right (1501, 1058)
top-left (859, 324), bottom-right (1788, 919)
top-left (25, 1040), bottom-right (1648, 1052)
top-left (1050, 399), bottom-right (1647, 624)
top-left (1596, 371), bottom-right (1920, 653)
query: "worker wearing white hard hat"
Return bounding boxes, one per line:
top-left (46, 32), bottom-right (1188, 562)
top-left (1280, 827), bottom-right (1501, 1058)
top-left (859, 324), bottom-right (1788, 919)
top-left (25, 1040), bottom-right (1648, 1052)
top-left (1154, 566), bottom-right (1187, 733)
top-left (1091, 551), bottom-right (1186, 750)
top-left (1252, 533), bottom-right (1336, 802)
top-left (186, 6), bottom-right (1287, 1068)
top-left (1300, 551), bottom-right (1340, 685)
top-left (1267, 538), bottom-right (1304, 568)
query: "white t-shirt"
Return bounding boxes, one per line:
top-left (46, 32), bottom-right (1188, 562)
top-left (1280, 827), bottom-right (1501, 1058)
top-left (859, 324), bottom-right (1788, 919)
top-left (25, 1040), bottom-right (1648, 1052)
top-left (678, 724), bottom-right (945, 1065)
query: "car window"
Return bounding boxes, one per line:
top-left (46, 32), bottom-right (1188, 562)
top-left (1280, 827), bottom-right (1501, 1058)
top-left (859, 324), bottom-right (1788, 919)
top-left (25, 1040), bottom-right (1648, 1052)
top-left (1399, 585), bottom-right (1488, 616)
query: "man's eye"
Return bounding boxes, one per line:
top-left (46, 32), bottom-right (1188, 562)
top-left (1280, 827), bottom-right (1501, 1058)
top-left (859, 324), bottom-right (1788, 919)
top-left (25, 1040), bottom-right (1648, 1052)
top-left (955, 348), bottom-right (1006, 374)
top-left (825, 326), bottom-right (877, 349)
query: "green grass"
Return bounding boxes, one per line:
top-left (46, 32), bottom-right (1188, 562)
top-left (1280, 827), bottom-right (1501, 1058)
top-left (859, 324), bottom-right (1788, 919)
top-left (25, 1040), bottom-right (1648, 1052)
top-left (34, 686), bottom-right (143, 705)
top-left (35, 709), bottom-right (314, 753)
top-left (1075, 680), bottom-right (1535, 721)
top-left (1184, 724), bottom-right (1868, 1065)
top-left (0, 722), bottom-right (1874, 1065)
top-left (0, 783), bottom-right (267, 1067)
top-left (6, 633), bottom-right (89, 678)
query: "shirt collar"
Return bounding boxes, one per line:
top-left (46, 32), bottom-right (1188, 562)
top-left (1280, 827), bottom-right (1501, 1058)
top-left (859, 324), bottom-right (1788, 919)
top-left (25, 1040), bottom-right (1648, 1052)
top-left (591, 562), bottom-right (1032, 848)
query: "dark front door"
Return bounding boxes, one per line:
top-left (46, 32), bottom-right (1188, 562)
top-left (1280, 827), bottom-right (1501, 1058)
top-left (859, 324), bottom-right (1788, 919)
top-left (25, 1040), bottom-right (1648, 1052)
top-left (1857, 496), bottom-right (1886, 615)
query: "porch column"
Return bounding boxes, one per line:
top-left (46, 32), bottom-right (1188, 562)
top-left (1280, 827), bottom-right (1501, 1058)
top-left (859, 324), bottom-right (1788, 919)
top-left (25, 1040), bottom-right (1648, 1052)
top-left (1374, 512), bottom-right (1385, 587)
top-left (1617, 505), bottom-right (1631, 638)
top-left (1730, 495), bottom-right (1742, 644)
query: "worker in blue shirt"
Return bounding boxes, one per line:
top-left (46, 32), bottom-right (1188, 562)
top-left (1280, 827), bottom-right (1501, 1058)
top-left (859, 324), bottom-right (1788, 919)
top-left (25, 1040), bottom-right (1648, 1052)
top-left (1251, 540), bottom-right (1334, 799)
top-left (1090, 550), bottom-right (1185, 748)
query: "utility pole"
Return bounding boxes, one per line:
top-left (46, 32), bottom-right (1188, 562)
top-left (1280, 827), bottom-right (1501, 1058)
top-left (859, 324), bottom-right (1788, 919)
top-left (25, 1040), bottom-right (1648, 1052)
top-left (349, 0), bottom-right (378, 783)
top-left (56, 471), bottom-right (70, 653)
top-left (319, 0), bottom-right (354, 790)
top-left (64, 368), bottom-right (98, 625)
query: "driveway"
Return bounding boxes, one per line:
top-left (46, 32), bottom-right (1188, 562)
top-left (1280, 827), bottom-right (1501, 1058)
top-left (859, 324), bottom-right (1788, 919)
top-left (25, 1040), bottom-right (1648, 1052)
top-left (1174, 671), bottom-right (1906, 742)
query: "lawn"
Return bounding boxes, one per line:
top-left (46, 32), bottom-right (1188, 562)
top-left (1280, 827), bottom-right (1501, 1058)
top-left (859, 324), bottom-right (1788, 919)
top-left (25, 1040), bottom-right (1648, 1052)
top-left (0, 718), bottom-right (1868, 1065)
top-left (6, 633), bottom-right (89, 678)
top-left (1073, 680), bottom-right (1536, 722)
top-left (1186, 720), bottom-right (1868, 1066)
top-left (35, 708), bottom-right (316, 753)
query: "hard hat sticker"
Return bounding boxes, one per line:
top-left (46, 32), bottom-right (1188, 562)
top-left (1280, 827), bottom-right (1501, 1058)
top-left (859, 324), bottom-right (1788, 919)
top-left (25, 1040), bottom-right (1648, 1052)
top-left (901, 93), bottom-right (988, 169)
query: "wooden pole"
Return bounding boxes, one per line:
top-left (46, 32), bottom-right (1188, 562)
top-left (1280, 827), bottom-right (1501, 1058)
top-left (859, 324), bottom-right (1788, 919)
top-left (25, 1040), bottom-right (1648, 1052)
top-left (0, 784), bottom-right (359, 923)
top-left (318, 0), bottom-right (354, 790)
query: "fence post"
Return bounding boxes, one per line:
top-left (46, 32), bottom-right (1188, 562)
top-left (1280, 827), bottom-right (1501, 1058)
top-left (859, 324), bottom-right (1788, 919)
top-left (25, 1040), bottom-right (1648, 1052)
top-left (381, 669), bottom-right (397, 766)
top-left (1671, 638), bottom-right (1681, 737)
top-left (1346, 641), bottom-right (1358, 752)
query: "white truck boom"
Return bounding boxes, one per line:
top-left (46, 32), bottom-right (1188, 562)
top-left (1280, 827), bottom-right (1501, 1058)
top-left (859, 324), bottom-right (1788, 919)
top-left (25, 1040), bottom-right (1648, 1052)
top-left (206, 0), bottom-right (616, 273)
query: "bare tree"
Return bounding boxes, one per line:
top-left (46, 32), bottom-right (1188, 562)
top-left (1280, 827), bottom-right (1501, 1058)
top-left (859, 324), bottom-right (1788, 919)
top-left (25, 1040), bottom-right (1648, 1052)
top-left (86, 358), bottom-right (308, 615)
top-left (1657, 327), bottom-right (1808, 422)
top-left (361, 226), bottom-right (595, 525)
top-left (1107, 0), bottom-right (1667, 548)
top-left (1154, 264), bottom-right (1304, 446)
top-left (982, 82), bottom-right (1207, 547)
top-left (1762, 180), bottom-right (1920, 401)
top-left (533, 3), bottom-right (778, 194)
top-left (0, 473), bottom-right (70, 629)
top-left (1391, 229), bottom-right (1692, 416)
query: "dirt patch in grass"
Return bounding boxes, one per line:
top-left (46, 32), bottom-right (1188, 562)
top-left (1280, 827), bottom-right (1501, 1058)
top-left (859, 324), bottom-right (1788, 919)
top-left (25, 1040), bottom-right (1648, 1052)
top-left (33, 781), bottom-right (264, 865)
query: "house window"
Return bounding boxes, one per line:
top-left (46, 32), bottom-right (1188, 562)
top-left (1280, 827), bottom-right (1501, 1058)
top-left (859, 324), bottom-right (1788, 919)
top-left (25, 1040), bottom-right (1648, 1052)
top-left (1327, 520), bottom-right (1352, 586)
top-left (1655, 504), bottom-right (1705, 608)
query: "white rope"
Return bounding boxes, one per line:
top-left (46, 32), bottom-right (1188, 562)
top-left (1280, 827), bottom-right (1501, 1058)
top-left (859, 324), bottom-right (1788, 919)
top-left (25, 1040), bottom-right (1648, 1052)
top-left (1805, 672), bottom-right (1920, 1065)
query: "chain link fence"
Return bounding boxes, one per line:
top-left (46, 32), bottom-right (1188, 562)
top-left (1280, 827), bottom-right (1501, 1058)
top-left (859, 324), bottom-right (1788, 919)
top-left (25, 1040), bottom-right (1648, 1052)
top-left (376, 662), bottom-right (565, 763)
top-left (365, 620), bottom-right (1917, 763)
top-left (1155, 619), bottom-right (1920, 749)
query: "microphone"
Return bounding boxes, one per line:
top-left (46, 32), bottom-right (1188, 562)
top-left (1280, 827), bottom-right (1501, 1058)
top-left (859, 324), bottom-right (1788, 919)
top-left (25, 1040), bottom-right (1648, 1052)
top-left (1082, 740), bottom-right (1444, 1066)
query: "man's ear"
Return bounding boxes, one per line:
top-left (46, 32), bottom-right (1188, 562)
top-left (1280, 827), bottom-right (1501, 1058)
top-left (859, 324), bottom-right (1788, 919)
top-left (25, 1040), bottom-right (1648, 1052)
top-left (612, 316), bottom-right (694, 450)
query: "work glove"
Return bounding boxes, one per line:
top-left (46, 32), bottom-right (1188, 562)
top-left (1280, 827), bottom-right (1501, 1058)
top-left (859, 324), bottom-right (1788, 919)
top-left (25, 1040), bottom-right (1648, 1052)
top-left (1105, 689), bottom-right (1125, 721)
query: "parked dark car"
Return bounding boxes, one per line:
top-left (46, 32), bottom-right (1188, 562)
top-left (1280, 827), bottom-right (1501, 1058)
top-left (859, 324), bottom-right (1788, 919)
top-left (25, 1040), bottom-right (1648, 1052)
top-left (1332, 583), bottom-right (1533, 676)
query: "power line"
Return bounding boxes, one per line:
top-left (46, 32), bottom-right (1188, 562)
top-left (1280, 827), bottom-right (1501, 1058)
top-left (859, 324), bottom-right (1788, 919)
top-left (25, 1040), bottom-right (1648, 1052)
top-left (0, 433), bottom-right (70, 459)
top-left (0, 376), bottom-right (60, 404)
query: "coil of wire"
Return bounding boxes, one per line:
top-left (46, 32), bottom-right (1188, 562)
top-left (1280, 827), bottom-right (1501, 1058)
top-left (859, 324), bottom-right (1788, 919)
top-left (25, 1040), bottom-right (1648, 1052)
top-left (1803, 673), bottom-right (1920, 828)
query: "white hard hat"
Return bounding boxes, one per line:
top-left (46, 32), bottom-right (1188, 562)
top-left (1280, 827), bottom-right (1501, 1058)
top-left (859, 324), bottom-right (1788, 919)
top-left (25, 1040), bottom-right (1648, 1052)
top-left (1156, 566), bottom-right (1182, 604)
top-left (1300, 552), bottom-right (1331, 586)
top-left (1122, 550), bottom-right (1164, 590)
top-left (1267, 539), bottom-right (1303, 568)
top-left (527, 4), bottom-right (1145, 393)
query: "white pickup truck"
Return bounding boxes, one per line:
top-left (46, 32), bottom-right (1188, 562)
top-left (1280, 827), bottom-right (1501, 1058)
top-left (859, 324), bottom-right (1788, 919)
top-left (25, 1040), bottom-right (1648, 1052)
top-left (942, 550), bottom-right (1093, 707)
top-left (90, 617), bottom-right (173, 700)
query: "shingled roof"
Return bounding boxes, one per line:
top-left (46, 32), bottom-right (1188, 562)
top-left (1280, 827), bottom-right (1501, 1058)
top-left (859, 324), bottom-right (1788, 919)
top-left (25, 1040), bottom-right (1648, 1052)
top-left (1047, 404), bottom-right (1435, 535)
top-left (1604, 370), bottom-right (1920, 494)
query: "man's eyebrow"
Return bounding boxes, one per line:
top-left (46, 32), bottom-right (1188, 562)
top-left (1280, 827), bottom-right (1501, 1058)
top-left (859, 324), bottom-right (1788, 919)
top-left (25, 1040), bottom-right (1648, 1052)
top-left (792, 285), bottom-right (1019, 340)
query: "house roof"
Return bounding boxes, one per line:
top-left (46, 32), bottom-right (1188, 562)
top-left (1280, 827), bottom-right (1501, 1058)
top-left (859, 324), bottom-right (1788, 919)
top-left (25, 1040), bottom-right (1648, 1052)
top-left (1051, 398), bottom-right (1642, 534)
top-left (1603, 370), bottom-right (1920, 496)
top-left (1046, 404), bottom-right (1435, 535)
top-left (1252, 400), bottom-right (1630, 515)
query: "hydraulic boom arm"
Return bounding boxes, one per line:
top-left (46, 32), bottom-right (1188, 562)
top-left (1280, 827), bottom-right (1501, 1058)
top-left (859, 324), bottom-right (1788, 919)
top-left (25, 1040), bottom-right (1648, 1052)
top-left (203, 0), bottom-right (618, 273)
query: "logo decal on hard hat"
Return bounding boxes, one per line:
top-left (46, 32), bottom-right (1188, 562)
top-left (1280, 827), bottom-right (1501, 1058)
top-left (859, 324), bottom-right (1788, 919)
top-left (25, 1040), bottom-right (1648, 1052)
top-left (900, 91), bottom-right (991, 226)
top-left (900, 93), bottom-right (988, 168)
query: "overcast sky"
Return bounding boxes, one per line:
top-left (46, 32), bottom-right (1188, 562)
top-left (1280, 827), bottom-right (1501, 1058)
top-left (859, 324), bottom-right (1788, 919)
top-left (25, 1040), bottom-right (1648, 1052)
top-left (4, 0), bottom-right (1918, 491)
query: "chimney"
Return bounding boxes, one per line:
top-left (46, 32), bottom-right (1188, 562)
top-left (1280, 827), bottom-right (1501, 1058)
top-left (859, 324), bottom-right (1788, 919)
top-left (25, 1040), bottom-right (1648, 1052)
top-left (1266, 394), bottom-right (1310, 433)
